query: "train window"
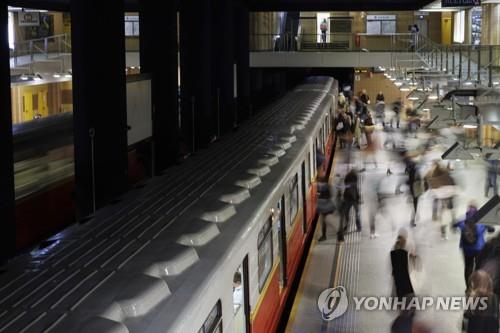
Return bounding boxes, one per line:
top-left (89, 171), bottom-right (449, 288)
top-left (198, 300), bottom-right (222, 333)
top-left (305, 152), bottom-right (311, 189)
top-left (288, 174), bottom-right (299, 226)
top-left (258, 219), bottom-right (273, 291)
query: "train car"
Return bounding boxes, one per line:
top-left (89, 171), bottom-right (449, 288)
top-left (0, 76), bottom-right (337, 333)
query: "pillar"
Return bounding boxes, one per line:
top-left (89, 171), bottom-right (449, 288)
top-left (71, 0), bottom-right (128, 218)
top-left (235, 0), bottom-right (251, 122)
top-left (139, 0), bottom-right (179, 172)
top-left (179, 0), bottom-right (214, 150)
top-left (0, 1), bottom-right (15, 260)
top-left (213, 0), bottom-right (236, 134)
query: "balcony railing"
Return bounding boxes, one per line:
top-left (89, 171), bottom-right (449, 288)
top-left (10, 34), bottom-right (72, 68)
top-left (250, 32), bottom-right (419, 52)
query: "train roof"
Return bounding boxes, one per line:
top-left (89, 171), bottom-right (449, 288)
top-left (0, 76), bottom-right (335, 333)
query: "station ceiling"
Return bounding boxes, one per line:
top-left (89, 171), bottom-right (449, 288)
top-left (8, 0), bottom-right (434, 12)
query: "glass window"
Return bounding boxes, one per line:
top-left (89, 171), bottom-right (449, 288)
top-left (289, 174), bottom-right (299, 225)
top-left (198, 301), bottom-right (222, 333)
top-left (125, 15), bottom-right (140, 37)
top-left (258, 219), bottom-right (273, 291)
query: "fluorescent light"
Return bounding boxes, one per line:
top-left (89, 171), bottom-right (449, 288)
top-left (408, 96), bottom-right (420, 100)
top-left (463, 124), bottom-right (477, 129)
top-left (423, 108), bottom-right (430, 111)
top-left (428, 95), bottom-right (438, 100)
top-left (53, 74), bottom-right (61, 78)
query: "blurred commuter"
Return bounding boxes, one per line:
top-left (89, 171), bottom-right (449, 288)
top-left (338, 92), bottom-right (346, 110)
top-left (360, 89), bottom-right (370, 105)
top-left (317, 176), bottom-right (336, 242)
top-left (477, 235), bottom-right (500, 297)
top-left (352, 112), bottom-right (362, 149)
top-left (335, 111), bottom-right (353, 150)
top-left (376, 91), bottom-right (385, 103)
top-left (374, 100), bottom-right (385, 127)
top-left (340, 169), bottom-right (362, 235)
top-left (391, 98), bottom-right (402, 129)
top-left (453, 203), bottom-right (495, 288)
top-left (391, 235), bottom-right (415, 298)
top-left (316, 147), bottom-right (326, 171)
top-left (463, 270), bottom-right (499, 333)
top-left (424, 161), bottom-right (456, 229)
top-left (363, 113), bottom-right (378, 168)
top-left (484, 153), bottom-right (499, 197)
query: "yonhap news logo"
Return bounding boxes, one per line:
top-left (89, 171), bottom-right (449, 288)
top-left (318, 286), bottom-right (492, 321)
top-left (317, 286), bottom-right (349, 321)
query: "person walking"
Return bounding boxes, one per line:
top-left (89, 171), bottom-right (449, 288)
top-left (453, 203), bottom-right (495, 289)
top-left (376, 91), bottom-right (385, 103)
top-left (391, 98), bottom-right (402, 129)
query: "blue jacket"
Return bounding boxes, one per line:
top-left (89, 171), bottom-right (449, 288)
top-left (454, 221), bottom-right (494, 255)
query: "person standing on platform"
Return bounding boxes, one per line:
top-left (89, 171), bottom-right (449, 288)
top-left (390, 235), bottom-right (415, 298)
top-left (320, 19), bottom-right (328, 44)
top-left (453, 203), bottom-right (495, 289)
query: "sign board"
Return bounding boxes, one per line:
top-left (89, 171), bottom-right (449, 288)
top-left (414, 11), bottom-right (429, 16)
top-left (442, 0), bottom-right (480, 7)
top-left (366, 15), bottom-right (396, 21)
top-left (18, 12), bottom-right (40, 26)
top-left (355, 75), bottom-right (361, 81)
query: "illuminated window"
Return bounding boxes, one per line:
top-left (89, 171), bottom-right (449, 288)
top-left (8, 11), bottom-right (14, 50)
top-left (453, 11), bottom-right (465, 43)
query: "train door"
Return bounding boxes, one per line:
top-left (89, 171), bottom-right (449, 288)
top-left (232, 257), bottom-right (250, 333)
top-left (274, 196), bottom-right (287, 288)
top-left (301, 162), bottom-right (307, 233)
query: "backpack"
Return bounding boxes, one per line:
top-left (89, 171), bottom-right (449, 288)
top-left (462, 222), bottom-right (478, 246)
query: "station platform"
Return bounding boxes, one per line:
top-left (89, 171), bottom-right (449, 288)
top-left (286, 129), bottom-right (499, 333)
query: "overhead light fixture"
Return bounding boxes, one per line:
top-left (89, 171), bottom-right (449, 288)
top-left (408, 96), bottom-right (420, 100)
top-left (463, 124), bottom-right (478, 129)
top-left (423, 108), bottom-right (430, 112)
top-left (20, 74), bottom-right (28, 81)
top-left (428, 95), bottom-right (438, 100)
top-left (53, 73), bottom-right (61, 78)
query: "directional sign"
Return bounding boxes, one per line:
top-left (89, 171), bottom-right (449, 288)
top-left (442, 0), bottom-right (480, 7)
top-left (474, 195), bottom-right (500, 225)
top-left (441, 142), bottom-right (475, 160)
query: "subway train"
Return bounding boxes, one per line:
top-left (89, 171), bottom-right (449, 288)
top-left (0, 76), bottom-right (337, 333)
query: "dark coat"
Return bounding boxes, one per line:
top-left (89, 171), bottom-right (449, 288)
top-left (391, 249), bottom-right (414, 298)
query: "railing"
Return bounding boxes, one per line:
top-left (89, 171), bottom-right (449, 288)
top-left (250, 32), bottom-right (419, 52)
top-left (10, 34), bottom-right (72, 67)
top-left (417, 34), bottom-right (500, 87)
